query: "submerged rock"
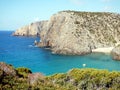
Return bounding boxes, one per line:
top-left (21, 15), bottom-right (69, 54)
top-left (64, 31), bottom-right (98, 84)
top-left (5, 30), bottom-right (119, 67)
top-left (111, 45), bottom-right (120, 60)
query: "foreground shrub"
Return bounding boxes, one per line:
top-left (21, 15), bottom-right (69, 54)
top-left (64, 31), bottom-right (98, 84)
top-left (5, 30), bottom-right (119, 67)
top-left (0, 62), bottom-right (120, 89)
top-left (16, 67), bottom-right (32, 78)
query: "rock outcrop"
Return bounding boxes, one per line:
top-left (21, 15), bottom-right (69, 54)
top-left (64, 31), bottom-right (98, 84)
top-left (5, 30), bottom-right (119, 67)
top-left (28, 73), bottom-right (45, 85)
top-left (13, 11), bottom-right (120, 55)
top-left (0, 62), bottom-right (16, 76)
top-left (38, 11), bottom-right (120, 55)
top-left (13, 21), bottom-right (47, 36)
top-left (111, 45), bottom-right (120, 60)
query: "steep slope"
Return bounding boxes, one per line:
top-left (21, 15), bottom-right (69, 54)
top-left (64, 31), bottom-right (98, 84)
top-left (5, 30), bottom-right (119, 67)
top-left (38, 11), bottom-right (120, 55)
top-left (13, 11), bottom-right (120, 55)
top-left (1, 62), bottom-right (120, 89)
top-left (13, 21), bottom-right (47, 36)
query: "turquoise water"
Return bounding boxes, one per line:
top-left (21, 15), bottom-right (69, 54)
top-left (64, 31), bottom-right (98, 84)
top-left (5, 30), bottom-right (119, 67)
top-left (0, 31), bottom-right (120, 75)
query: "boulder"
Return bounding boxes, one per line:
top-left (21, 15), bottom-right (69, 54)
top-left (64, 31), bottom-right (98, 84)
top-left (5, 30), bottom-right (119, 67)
top-left (0, 62), bottom-right (16, 76)
top-left (28, 73), bottom-right (45, 85)
top-left (111, 45), bottom-right (120, 60)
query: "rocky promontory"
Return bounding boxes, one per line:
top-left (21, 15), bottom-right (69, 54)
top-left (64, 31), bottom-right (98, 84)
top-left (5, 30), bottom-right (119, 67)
top-left (13, 21), bottom-right (47, 36)
top-left (14, 11), bottom-right (120, 55)
top-left (38, 11), bottom-right (120, 55)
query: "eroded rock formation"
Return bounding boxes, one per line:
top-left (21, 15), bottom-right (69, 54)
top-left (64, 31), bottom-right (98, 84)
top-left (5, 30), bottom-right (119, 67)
top-left (13, 21), bottom-right (47, 36)
top-left (38, 11), bottom-right (120, 55)
top-left (14, 11), bottom-right (120, 55)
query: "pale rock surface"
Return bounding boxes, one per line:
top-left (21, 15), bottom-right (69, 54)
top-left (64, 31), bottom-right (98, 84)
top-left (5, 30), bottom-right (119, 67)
top-left (0, 62), bottom-right (16, 76)
top-left (28, 73), bottom-right (45, 85)
top-left (13, 21), bottom-right (47, 36)
top-left (13, 11), bottom-right (120, 55)
top-left (111, 45), bottom-right (120, 60)
top-left (38, 11), bottom-right (120, 55)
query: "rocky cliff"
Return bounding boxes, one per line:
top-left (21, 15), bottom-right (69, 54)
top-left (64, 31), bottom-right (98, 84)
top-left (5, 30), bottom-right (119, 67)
top-left (13, 11), bottom-right (120, 55)
top-left (13, 21), bottom-right (47, 36)
top-left (38, 11), bottom-right (120, 55)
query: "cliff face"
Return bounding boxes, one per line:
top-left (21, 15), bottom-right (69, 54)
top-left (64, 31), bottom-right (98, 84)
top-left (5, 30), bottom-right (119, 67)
top-left (38, 11), bottom-right (120, 55)
top-left (13, 11), bottom-right (120, 55)
top-left (13, 21), bottom-right (47, 36)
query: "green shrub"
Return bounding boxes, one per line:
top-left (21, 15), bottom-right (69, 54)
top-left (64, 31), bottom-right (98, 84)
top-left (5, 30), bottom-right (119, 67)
top-left (16, 67), bottom-right (32, 78)
top-left (1, 62), bottom-right (120, 89)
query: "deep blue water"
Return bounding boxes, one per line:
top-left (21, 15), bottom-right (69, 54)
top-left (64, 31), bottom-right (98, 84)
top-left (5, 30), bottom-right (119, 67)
top-left (0, 31), bottom-right (120, 75)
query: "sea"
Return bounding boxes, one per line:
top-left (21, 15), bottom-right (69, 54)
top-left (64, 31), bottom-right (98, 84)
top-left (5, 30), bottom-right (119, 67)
top-left (0, 31), bottom-right (120, 75)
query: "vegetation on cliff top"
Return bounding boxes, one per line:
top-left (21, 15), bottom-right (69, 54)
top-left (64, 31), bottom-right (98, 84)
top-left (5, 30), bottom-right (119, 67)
top-left (14, 10), bottom-right (120, 55)
top-left (0, 62), bottom-right (120, 90)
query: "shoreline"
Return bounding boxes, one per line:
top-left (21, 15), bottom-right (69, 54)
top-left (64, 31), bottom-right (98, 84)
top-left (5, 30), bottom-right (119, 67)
top-left (92, 47), bottom-right (114, 54)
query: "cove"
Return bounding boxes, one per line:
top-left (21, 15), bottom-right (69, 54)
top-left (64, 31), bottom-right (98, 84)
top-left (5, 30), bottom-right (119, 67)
top-left (0, 31), bottom-right (120, 75)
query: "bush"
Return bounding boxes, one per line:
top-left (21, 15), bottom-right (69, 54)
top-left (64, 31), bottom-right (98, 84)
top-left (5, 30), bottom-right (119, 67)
top-left (16, 67), bottom-right (32, 78)
top-left (0, 62), bottom-right (120, 89)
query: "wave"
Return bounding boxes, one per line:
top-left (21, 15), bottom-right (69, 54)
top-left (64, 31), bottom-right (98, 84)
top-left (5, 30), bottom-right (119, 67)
top-left (28, 45), bottom-right (37, 48)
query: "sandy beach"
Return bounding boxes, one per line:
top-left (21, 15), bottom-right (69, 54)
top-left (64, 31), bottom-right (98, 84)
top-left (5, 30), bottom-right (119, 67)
top-left (92, 47), bottom-right (114, 53)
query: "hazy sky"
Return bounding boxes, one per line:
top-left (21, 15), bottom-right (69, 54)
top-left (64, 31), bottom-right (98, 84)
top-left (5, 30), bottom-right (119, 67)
top-left (0, 0), bottom-right (120, 30)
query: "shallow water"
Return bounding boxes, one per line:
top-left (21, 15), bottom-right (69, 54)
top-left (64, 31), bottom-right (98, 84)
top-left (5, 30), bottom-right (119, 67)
top-left (0, 31), bottom-right (120, 75)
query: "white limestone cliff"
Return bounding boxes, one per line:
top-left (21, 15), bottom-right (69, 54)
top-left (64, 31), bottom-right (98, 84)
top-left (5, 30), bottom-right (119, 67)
top-left (13, 21), bottom-right (47, 36)
top-left (14, 11), bottom-right (120, 55)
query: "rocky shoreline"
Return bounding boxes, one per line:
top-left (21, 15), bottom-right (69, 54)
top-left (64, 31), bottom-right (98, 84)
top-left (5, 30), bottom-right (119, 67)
top-left (13, 21), bottom-right (47, 36)
top-left (13, 11), bottom-right (120, 60)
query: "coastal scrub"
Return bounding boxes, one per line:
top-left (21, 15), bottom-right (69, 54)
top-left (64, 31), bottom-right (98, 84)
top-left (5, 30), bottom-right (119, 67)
top-left (0, 62), bottom-right (120, 89)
